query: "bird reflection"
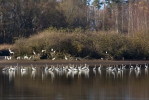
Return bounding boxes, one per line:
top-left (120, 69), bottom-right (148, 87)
top-left (121, 70), bottom-right (124, 79)
top-left (84, 70), bottom-right (89, 78)
top-left (2, 70), bottom-right (9, 76)
top-left (8, 70), bottom-right (15, 82)
top-left (31, 70), bottom-right (36, 79)
top-left (66, 70), bottom-right (72, 78)
top-left (49, 70), bottom-right (55, 82)
top-left (135, 70), bottom-right (141, 78)
top-left (117, 70), bottom-right (121, 78)
top-left (145, 68), bottom-right (148, 76)
top-left (129, 69), bottom-right (133, 77)
top-left (93, 65), bottom-right (96, 76)
top-left (72, 71), bottom-right (78, 78)
top-left (112, 71), bottom-right (115, 79)
top-left (42, 70), bottom-right (49, 81)
top-left (98, 64), bottom-right (102, 77)
top-left (21, 67), bottom-right (27, 77)
top-left (98, 69), bottom-right (101, 77)
top-left (93, 69), bottom-right (96, 76)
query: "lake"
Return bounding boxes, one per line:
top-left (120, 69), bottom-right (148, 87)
top-left (0, 63), bottom-right (149, 100)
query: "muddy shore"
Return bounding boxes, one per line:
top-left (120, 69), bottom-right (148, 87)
top-left (0, 59), bottom-right (149, 67)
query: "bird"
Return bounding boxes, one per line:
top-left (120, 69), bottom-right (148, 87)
top-left (93, 65), bottom-right (96, 70)
top-left (65, 55), bottom-right (68, 60)
top-left (16, 56), bottom-right (21, 60)
top-left (52, 57), bottom-right (55, 60)
top-left (145, 63), bottom-right (148, 70)
top-left (2, 66), bottom-right (9, 71)
top-left (9, 48), bottom-right (14, 55)
top-left (31, 64), bottom-right (36, 71)
top-left (122, 64), bottom-right (126, 70)
top-left (129, 63), bottom-right (134, 70)
top-left (51, 48), bottom-right (54, 52)
top-left (53, 50), bottom-right (56, 54)
top-left (41, 50), bottom-right (46, 53)
top-left (145, 64), bottom-right (148, 75)
top-left (24, 55), bottom-right (29, 60)
top-left (33, 50), bottom-right (36, 55)
top-left (21, 66), bottom-right (26, 72)
top-left (93, 65), bottom-right (96, 75)
top-left (6, 56), bottom-right (12, 60)
top-left (98, 64), bottom-right (102, 70)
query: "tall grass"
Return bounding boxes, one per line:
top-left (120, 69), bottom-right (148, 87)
top-left (11, 28), bottom-right (149, 60)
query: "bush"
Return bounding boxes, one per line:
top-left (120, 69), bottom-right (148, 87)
top-left (11, 29), bottom-right (149, 60)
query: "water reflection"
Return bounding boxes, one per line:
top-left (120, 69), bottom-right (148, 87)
top-left (8, 70), bottom-right (15, 82)
top-left (1, 64), bottom-right (149, 100)
top-left (31, 70), bottom-right (36, 79)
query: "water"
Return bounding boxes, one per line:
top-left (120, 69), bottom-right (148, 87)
top-left (0, 64), bottom-right (149, 100)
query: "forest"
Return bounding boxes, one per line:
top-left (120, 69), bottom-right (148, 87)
top-left (0, 0), bottom-right (149, 60)
top-left (0, 0), bottom-right (148, 43)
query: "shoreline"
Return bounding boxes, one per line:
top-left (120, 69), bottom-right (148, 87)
top-left (0, 59), bottom-right (149, 67)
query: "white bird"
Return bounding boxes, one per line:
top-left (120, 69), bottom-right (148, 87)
top-left (41, 50), bottom-right (46, 53)
top-left (93, 65), bottom-right (96, 70)
top-left (31, 64), bottom-right (36, 71)
top-left (6, 56), bottom-right (12, 60)
top-left (93, 69), bottom-right (96, 75)
top-left (129, 63), bottom-right (134, 70)
top-left (28, 56), bottom-right (32, 60)
top-left (98, 64), bottom-right (102, 70)
top-left (5, 56), bottom-right (7, 60)
top-left (53, 50), bottom-right (56, 53)
top-left (122, 64), bottom-right (126, 70)
top-left (52, 57), bottom-right (55, 60)
top-left (2, 66), bottom-right (9, 71)
top-left (136, 65), bottom-right (141, 71)
top-left (65, 55), bottom-right (68, 60)
top-left (16, 56), bottom-right (21, 60)
top-left (21, 66), bottom-right (26, 72)
top-left (9, 48), bottom-right (14, 55)
top-left (24, 55), bottom-right (29, 60)
top-left (145, 63), bottom-right (148, 70)
top-left (145, 64), bottom-right (148, 75)
top-left (51, 48), bottom-right (54, 52)
top-left (117, 65), bottom-right (121, 71)
top-left (33, 50), bottom-right (36, 55)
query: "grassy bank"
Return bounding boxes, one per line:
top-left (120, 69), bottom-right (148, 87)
top-left (1, 29), bottom-right (149, 60)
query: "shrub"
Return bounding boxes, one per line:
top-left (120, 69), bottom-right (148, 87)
top-left (12, 29), bottom-right (149, 60)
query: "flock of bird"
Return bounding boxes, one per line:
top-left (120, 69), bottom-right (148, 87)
top-left (104, 63), bottom-right (149, 78)
top-left (5, 48), bottom-right (70, 60)
top-left (1, 63), bottom-right (149, 81)
top-left (2, 63), bottom-right (90, 81)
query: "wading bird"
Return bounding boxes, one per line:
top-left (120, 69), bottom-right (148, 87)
top-left (9, 48), bottom-right (14, 55)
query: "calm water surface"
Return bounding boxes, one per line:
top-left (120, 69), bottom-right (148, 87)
top-left (0, 64), bottom-right (149, 100)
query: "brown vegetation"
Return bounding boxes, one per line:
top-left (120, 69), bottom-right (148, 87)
top-left (3, 28), bottom-right (148, 60)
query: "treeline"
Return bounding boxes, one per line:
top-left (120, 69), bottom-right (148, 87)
top-left (0, 0), bottom-right (149, 43)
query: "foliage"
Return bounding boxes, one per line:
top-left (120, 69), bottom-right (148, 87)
top-left (8, 29), bottom-right (149, 60)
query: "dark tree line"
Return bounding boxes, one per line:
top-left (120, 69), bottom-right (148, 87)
top-left (0, 0), bottom-right (149, 44)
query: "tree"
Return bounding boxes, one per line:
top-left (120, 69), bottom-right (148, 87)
top-left (59, 0), bottom-right (88, 30)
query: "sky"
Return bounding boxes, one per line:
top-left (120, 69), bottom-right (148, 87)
top-left (90, 0), bottom-right (94, 5)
